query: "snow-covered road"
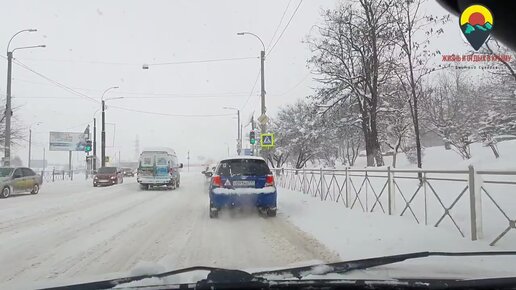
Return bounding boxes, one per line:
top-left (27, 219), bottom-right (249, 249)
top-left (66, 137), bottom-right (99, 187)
top-left (0, 171), bottom-right (338, 289)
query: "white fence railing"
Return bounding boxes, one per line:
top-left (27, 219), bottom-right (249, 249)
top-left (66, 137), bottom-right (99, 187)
top-left (274, 166), bottom-right (516, 247)
top-left (40, 169), bottom-right (84, 182)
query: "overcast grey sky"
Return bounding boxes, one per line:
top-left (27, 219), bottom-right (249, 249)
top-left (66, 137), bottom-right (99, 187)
top-left (1, 0), bottom-right (464, 167)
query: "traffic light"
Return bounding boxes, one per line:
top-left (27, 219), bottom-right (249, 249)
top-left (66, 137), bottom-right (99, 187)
top-left (85, 140), bottom-right (92, 152)
top-left (250, 130), bottom-right (256, 145)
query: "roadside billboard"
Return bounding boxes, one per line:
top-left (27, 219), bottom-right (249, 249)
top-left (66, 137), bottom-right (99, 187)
top-left (49, 132), bottom-right (88, 151)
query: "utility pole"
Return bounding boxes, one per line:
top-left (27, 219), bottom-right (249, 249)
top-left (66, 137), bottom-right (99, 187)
top-left (222, 107), bottom-right (241, 155)
top-left (187, 150), bottom-right (190, 172)
top-left (4, 51), bottom-right (13, 167)
top-left (237, 32), bottom-right (266, 157)
top-left (101, 100), bottom-right (106, 167)
top-left (260, 49), bottom-right (266, 134)
top-left (4, 29), bottom-right (44, 166)
top-left (28, 128), bottom-right (32, 168)
top-left (100, 86), bottom-right (119, 168)
top-left (93, 118), bottom-right (97, 171)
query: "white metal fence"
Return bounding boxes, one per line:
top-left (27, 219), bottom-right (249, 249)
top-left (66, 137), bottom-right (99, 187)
top-left (274, 166), bottom-right (516, 247)
top-left (40, 169), bottom-right (84, 182)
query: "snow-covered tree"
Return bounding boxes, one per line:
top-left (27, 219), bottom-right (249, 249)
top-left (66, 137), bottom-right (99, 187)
top-left (273, 100), bottom-right (322, 169)
top-left (422, 71), bottom-right (487, 159)
top-left (0, 100), bottom-right (25, 151)
top-left (264, 118), bottom-right (290, 169)
top-left (478, 40), bottom-right (516, 137)
top-left (307, 0), bottom-right (399, 167)
top-left (317, 101), bottom-right (364, 167)
top-left (389, 0), bottom-right (448, 170)
top-left (379, 88), bottom-right (414, 167)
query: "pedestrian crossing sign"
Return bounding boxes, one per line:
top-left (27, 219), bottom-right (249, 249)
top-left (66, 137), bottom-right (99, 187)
top-left (260, 133), bottom-right (274, 148)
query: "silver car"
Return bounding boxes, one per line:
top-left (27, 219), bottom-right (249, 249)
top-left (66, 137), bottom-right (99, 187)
top-left (0, 167), bottom-right (43, 198)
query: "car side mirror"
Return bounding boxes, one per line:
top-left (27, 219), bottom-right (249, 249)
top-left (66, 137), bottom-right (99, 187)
top-left (179, 163), bottom-right (184, 168)
top-left (202, 171), bottom-right (206, 174)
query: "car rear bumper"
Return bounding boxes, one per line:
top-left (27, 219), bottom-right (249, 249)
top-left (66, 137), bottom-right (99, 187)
top-left (210, 192), bottom-right (277, 208)
top-left (137, 177), bottom-right (174, 185)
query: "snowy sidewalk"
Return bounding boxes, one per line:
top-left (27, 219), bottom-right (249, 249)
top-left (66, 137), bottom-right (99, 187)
top-left (277, 187), bottom-right (516, 278)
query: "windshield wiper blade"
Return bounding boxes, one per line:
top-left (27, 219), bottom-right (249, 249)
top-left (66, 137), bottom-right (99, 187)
top-left (252, 251), bottom-right (516, 279)
top-left (40, 266), bottom-right (255, 290)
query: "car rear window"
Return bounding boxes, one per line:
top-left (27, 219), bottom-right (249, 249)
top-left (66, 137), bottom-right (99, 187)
top-left (217, 159), bottom-right (271, 177)
top-left (98, 167), bottom-right (116, 174)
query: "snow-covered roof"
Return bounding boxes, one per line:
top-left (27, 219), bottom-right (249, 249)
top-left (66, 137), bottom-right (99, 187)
top-left (220, 156), bottom-right (266, 162)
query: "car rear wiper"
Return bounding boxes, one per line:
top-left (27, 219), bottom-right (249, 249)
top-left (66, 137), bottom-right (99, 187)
top-left (252, 251), bottom-right (516, 279)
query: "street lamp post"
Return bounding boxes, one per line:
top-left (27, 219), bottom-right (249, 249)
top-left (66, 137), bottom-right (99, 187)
top-left (4, 29), bottom-right (45, 166)
top-left (101, 86), bottom-right (119, 167)
top-left (223, 107), bottom-right (241, 155)
top-left (237, 32), bottom-right (266, 135)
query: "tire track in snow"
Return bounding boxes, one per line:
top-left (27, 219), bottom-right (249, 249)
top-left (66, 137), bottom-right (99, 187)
top-left (0, 181), bottom-right (138, 234)
top-left (0, 173), bottom-right (340, 288)
top-left (0, 184), bottom-right (170, 283)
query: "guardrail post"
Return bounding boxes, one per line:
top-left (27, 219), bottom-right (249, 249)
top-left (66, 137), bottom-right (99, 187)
top-left (345, 167), bottom-right (350, 208)
top-left (387, 166), bottom-right (394, 215)
top-left (320, 168), bottom-right (324, 201)
top-left (365, 170), bottom-right (369, 212)
top-left (52, 169), bottom-right (55, 182)
top-left (302, 168), bottom-right (306, 193)
top-left (468, 165), bottom-right (483, 240)
top-left (423, 172), bottom-right (428, 225)
top-left (71, 170), bottom-right (74, 181)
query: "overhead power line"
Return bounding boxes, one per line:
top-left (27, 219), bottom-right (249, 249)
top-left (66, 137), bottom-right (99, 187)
top-left (241, 68), bottom-right (261, 111)
top-left (12, 78), bottom-right (251, 98)
top-left (18, 56), bottom-right (259, 67)
top-left (108, 104), bottom-right (234, 118)
top-left (148, 56), bottom-right (259, 66)
top-left (267, 0), bottom-right (303, 57)
top-left (9, 58), bottom-right (99, 104)
top-left (266, 0), bottom-right (294, 50)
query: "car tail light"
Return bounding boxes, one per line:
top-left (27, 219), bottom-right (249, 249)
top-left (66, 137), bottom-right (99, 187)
top-left (212, 175), bottom-right (222, 187)
top-left (265, 175), bottom-right (275, 186)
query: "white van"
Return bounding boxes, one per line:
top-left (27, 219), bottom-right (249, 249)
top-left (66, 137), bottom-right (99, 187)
top-left (137, 147), bottom-right (183, 190)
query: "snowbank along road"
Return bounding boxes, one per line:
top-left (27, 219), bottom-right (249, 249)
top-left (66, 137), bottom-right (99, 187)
top-left (0, 170), bottom-right (338, 288)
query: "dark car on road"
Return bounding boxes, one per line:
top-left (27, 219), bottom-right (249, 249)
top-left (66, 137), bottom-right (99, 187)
top-left (0, 167), bottom-right (43, 198)
top-left (93, 167), bottom-right (124, 187)
top-left (122, 168), bottom-right (135, 177)
top-left (208, 157), bottom-right (277, 218)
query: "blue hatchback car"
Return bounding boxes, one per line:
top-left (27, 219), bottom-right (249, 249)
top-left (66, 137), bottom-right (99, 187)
top-left (209, 157), bottom-right (277, 218)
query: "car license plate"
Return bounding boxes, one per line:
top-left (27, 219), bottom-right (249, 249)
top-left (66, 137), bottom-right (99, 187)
top-left (99, 179), bottom-right (109, 182)
top-left (232, 180), bottom-right (255, 187)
